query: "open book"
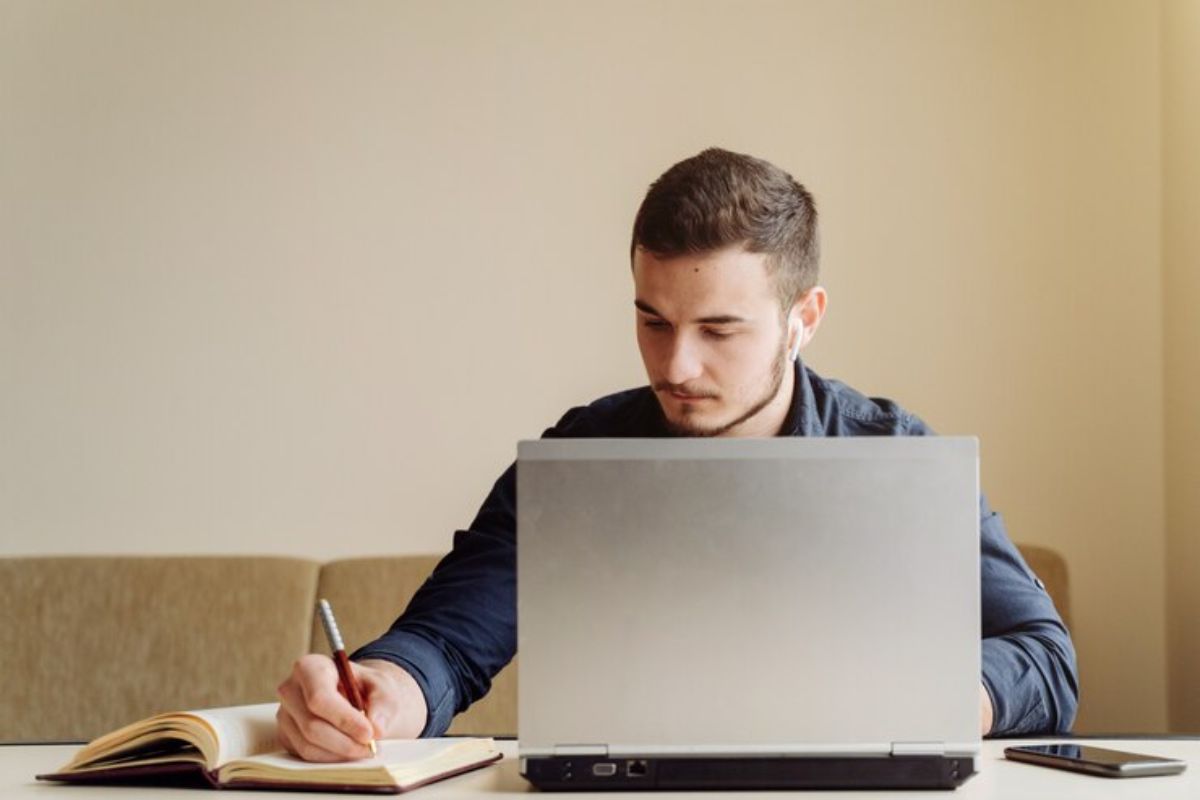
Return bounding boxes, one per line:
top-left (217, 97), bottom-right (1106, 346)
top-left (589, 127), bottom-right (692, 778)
top-left (36, 703), bottom-right (501, 794)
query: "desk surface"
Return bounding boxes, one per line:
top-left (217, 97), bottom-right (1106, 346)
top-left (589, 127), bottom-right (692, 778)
top-left (4, 739), bottom-right (1196, 798)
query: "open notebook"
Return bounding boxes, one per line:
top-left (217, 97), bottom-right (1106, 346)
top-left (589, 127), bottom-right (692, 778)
top-left (37, 703), bottom-right (500, 794)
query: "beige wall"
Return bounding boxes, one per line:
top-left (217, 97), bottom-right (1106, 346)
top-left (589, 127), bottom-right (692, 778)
top-left (1164, 0), bottom-right (1200, 734)
top-left (0, 1), bottom-right (1177, 732)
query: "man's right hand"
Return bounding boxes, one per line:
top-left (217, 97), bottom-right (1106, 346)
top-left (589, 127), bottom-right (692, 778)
top-left (276, 655), bottom-right (430, 762)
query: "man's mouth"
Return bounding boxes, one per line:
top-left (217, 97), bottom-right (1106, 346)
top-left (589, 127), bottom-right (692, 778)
top-left (664, 388), bottom-right (716, 401)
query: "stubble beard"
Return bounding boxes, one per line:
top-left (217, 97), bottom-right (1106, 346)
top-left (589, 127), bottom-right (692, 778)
top-left (661, 342), bottom-right (791, 438)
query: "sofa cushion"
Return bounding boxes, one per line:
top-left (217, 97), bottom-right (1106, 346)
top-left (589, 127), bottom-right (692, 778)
top-left (0, 556), bottom-right (319, 742)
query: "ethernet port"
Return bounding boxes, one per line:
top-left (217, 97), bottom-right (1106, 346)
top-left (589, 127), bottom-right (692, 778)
top-left (626, 759), bottom-right (649, 778)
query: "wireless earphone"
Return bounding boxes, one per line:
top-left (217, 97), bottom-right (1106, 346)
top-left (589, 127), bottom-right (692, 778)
top-left (789, 319), bottom-right (804, 361)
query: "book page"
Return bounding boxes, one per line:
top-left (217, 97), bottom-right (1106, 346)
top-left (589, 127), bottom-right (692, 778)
top-left (188, 703), bottom-right (280, 765)
top-left (54, 703), bottom-right (280, 776)
top-left (61, 731), bottom-right (210, 773)
top-left (63, 713), bottom-right (219, 771)
top-left (240, 738), bottom-right (471, 770)
top-left (218, 737), bottom-right (498, 789)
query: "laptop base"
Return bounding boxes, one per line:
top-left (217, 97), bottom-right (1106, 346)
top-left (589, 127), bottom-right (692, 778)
top-left (522, 754), bottom-right (976, 791)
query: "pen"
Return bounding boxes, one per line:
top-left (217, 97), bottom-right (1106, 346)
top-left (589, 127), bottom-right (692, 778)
top-left (316, 598), bottom-right (378, 756)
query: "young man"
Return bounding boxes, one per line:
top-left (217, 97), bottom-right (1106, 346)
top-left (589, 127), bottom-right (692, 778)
top-left (276, 149), bottom-right (1079, 761)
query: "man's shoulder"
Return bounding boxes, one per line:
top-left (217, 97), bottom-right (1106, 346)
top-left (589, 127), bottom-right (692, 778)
top-left (804, 368), bottom-right (933, 436)
top-left (544, 386), bottom-right (662, 438)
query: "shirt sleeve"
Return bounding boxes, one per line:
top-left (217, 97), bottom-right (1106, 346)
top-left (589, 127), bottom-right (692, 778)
top-left (351, 464), bottom-right (519, 737)
top-left (978, 495), bottom-right (1079, 735)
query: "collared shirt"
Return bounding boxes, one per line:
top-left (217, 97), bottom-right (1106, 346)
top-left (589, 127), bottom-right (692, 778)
top-left (353, 360), bottom-right (1079, 737)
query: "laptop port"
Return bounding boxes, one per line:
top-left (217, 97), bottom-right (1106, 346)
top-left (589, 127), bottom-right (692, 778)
top-left (626, 759), bottom-right (649, 777)
top-left (591, 762), bottom-right (617, 777)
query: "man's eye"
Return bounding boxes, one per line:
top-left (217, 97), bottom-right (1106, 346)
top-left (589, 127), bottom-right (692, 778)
top-left (703, 328), bottom-right (733, 340)
top-left (643, 319), bottom-right (671, 331)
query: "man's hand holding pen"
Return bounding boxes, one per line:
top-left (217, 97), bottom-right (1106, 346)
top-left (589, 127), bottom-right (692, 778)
top-left (276, 600), bottom-right (430, 763)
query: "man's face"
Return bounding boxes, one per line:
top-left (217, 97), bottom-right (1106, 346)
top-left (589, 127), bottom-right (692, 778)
top-left (633, 246), bottom-right (793, 438)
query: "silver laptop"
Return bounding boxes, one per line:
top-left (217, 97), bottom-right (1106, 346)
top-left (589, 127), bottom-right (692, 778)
top-left (517, 437), bottom-right (981, 790)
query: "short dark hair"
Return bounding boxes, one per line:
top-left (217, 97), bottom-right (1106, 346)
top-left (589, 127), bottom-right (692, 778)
top-left (630, 148), bottom-right (820, 307)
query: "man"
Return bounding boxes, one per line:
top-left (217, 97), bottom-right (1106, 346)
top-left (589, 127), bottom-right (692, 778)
top-left (276, 149), bottom-right (1079, 761)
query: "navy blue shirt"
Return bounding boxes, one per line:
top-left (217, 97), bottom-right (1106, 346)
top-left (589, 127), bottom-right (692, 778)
top-left (353, 360), bottom-right (1079, 737)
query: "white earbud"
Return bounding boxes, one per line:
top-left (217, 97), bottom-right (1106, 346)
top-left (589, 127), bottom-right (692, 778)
top-left (789, 320), bottom-right (804, 361)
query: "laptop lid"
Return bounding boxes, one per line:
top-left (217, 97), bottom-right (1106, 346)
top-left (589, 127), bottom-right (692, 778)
top-left (517, 437), bottom-right (980, 760)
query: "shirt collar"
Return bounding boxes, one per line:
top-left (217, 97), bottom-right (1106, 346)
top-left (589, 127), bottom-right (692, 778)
top-left (782, 357), bottom-right (822, 437)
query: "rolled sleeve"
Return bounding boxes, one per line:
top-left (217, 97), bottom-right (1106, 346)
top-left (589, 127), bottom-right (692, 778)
top-left (352, 629), bottom-right (458, 737)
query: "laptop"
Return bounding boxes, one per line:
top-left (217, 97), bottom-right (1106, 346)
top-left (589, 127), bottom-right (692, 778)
top-left (516, 437), bottom-right (981, 791)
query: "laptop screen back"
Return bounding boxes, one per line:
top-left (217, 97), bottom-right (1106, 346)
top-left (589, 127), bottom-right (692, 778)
top-left (517, 437), bottom-right (980, 758)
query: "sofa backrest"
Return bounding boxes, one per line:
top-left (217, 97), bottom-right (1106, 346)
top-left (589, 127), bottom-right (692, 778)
top-left (0, 556), bottom-right (319, 742)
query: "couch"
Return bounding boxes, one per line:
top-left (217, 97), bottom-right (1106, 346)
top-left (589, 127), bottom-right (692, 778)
top-left (0, 547), bottom-right (1067, 743)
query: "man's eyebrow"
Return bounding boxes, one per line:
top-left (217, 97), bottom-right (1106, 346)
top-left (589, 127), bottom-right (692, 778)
top-left (634, 301), bottom-right (749, 325)
top-left (695, 314), bottom-right (749, 325)
top-left (634, 300), bottom-right (664, 317)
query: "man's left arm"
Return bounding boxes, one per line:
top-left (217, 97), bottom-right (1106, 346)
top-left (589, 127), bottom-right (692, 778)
top-left (977, 496), bottom-right (1079, 735)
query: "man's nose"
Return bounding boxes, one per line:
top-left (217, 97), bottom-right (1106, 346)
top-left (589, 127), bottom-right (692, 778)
top-left (664, 334), bottom-right (703, 385)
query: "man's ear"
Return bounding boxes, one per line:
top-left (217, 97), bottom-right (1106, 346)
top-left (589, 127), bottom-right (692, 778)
top-left (788, 287), bottom-right (828, 356)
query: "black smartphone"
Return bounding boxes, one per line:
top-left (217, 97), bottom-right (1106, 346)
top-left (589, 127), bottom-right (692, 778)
top-left (1005, 744), bottom-right (1187, 778)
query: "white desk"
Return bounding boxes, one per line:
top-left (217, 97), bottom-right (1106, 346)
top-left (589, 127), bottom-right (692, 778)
top-left (4, 739), bottom-right (1196, 798)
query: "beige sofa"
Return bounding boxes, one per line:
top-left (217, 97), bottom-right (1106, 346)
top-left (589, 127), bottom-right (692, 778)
top-left (0, 547), bottom-right (1066, 743)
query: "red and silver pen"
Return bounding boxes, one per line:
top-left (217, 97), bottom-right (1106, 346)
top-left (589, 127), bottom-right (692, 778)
top-left (316, 598), bottom-right (378, 756)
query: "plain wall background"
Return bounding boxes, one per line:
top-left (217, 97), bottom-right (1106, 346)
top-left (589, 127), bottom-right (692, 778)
top-left (1, 0), bottom-right (1190, 733)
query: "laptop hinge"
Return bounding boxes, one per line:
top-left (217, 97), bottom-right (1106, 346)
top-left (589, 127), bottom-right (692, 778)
top-left (891, 741), bottom-right (946, 757)
top-left (553, 744), bottom-right (609, 757)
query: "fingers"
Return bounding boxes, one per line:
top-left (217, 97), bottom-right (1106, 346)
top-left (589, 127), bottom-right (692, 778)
top-left (297, 658), bottom-right (375, 743)
top-left (276, 704), bottom-right (368, 763)
top-left (276, 654), bottom-right (375, 762)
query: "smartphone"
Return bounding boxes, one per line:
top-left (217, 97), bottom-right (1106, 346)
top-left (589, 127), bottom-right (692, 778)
top-left (1005, 744), bottom-right (1187, 778)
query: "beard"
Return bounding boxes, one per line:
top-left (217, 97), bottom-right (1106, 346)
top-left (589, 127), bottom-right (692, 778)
top-left (659, 341), bottom-right (791, 438)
